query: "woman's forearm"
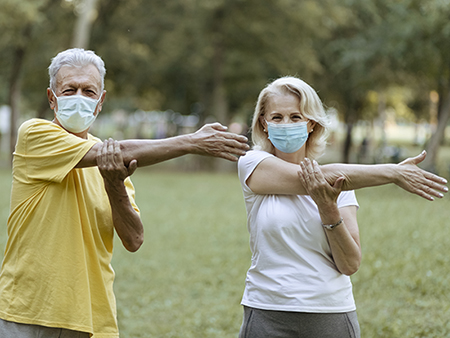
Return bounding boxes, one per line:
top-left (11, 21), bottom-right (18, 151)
top-left (249, 155), bottom-right (447, 201)
top-left (321, 163), bottom-right (398, 191)
top-left (321, 206), bottom-right (361, 276)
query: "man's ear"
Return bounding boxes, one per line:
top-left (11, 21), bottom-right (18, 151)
top-left (47, 88), bottom-right (56, 110)
top-left (95, 90), bottom-right (107, 116)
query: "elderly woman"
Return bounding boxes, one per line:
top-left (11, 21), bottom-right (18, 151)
top-left (237, 76), bottom-right (448, 338)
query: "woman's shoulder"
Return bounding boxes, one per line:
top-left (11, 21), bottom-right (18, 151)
top-left (239, 149), bottom-right (274, 166)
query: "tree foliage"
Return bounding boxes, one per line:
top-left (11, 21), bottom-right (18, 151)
top-left (0, 0), bottom-right (449, 167)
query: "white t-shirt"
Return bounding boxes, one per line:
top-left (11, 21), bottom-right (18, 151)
top-left (238, 150), bottom-right (359, 313)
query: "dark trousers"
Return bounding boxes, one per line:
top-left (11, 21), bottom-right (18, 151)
top-left (239, 306), bottom-right (360, 338)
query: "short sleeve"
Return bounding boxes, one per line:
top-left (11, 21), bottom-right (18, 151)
top-left (14, 119), bottom-right (97, 183)
top-left (124, 177), bottom-right (140, 216)
top-left (337, 190), bottom-right (359, 210)
top-left (238, 150), bottom-right (274, 194)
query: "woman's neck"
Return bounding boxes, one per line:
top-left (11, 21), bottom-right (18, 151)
top-left (274, 148), bottom-right (307, 164)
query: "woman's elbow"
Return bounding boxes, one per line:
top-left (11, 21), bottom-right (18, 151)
top-left (337, 255), bottom-right (361, 276)
top-left (340, 264), bottom-right (360, 276)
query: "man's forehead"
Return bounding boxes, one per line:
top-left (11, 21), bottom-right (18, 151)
top-left (56, 64), bottom-right (102, 87)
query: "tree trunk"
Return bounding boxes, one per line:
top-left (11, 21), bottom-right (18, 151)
top-left (72, 0), bottom-right (99, 49)
top-left (210, 7), bottom-right (228, 125)
top-left (342, 122), bottom-right (353, 163)
top-left (8, 24), bottom-right (32, 164)
top-left (422, 89), bottom-right (450, 173)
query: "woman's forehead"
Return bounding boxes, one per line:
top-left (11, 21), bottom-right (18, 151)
top-left (265, 93), bottom-right (301, 114)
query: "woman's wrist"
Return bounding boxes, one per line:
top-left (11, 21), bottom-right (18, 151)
top-left (385, 163), bottom-right (400, 185)
top-left (318, 203), bottom-right (341, 225)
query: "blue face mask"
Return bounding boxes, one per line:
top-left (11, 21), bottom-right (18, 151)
top-left (53, 90), bottom-right (100, 133)
top-left (267, 121), bottom-right (309, 153)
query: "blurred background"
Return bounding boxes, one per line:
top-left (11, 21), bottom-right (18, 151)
top-left (0, 0), bottom-right (449, 175)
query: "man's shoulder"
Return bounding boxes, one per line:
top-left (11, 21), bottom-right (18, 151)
top-left (19, 118), bottom-right (58, 134)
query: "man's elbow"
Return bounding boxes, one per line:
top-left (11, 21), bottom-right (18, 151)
top-left (124, 235), bottom-right (144, 252)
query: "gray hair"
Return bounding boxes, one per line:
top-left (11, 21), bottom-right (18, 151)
top-left (251, 76), bottom-right (329, 160)
top-left (48, 48), bottom-right (106, 91)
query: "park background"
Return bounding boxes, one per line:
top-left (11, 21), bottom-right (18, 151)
top-left (0, 0), bottom-right (450, 337)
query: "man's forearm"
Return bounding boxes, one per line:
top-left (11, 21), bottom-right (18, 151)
top-left (76, 123), bottom-right (249, 169)
top-left (105, 179), bottom-right (144, 252)
top-left (119, 135), bottom-right (194, 167)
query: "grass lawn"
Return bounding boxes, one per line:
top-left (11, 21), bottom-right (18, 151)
top-left (0, 169), bottom-right (449, 337)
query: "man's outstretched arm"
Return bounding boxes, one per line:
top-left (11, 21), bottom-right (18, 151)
top-left (76, 123), bottom-right (249, 168)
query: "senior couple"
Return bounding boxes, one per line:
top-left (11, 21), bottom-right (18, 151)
top-left (0, 48), bottom-right (446, 338)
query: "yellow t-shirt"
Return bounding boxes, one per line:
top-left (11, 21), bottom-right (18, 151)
top-left (0, 119), bottom-right (140, 337)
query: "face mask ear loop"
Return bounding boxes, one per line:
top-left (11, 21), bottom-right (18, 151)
top-left (51, 90), bottom-right (59, 113)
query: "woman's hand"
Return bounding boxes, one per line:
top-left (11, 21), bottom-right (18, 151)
top-left (395, 151), bottom-right (448, 201)
top-left (298, 158), bottom-right (346, 208)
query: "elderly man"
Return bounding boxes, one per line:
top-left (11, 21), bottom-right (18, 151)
top-left (0, 48), bottom-right (249, 338)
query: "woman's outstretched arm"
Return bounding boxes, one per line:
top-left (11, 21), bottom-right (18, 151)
top-left (247, 151), bottom-right (447, 201)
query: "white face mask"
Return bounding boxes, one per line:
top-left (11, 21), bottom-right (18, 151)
top-left (53, 90), bottom-right (100, 133)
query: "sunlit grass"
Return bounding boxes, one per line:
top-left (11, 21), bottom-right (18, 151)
top-left (0, 169), bottom-right (448, 337)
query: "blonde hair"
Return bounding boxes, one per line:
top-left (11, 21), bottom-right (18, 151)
top-left (250, 76), bottom-right (329, 160)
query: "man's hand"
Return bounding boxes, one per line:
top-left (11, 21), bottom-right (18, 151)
top-left (97, 138), bottom-right (138, 183)
top-left (189, 123), bottom-right (249, 161)
top-left (395, 150), bottom-right (448, 201)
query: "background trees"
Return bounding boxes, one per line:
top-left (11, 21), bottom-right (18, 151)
top-left (0, 0), bottom-right (449, 171)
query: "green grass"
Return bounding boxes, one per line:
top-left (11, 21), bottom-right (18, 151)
top-left (0, 169), bottom-right (449, 337)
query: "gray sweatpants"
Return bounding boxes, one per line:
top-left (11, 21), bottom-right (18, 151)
top-left (0, 318), bottom-right (90, 338)
top-left (238, 306), bottom-right (360, 338)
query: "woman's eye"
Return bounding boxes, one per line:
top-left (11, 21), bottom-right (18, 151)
top-left (272, 116), bottom-right (281, 120)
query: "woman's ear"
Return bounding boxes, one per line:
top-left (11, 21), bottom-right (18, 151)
top-left (259, 115), bottom-right (267, 132)
top-left (308, 120), bottom-right (317, 133)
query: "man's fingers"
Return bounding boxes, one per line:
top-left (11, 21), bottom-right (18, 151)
top-left (217, 152), bottom-right (239, 162)
top-left (222, 131), bottom-right (249, 143)
top-left (206, 122), bottom-right (228, 132)
top-left (423, 170), bottom-right (448, 186)
top-left (215, 132), bottom-right (249, 152)
top-left (113, 140), bottom-right (124, 164)
top-left (208, 141), bottom-right (249, 159)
